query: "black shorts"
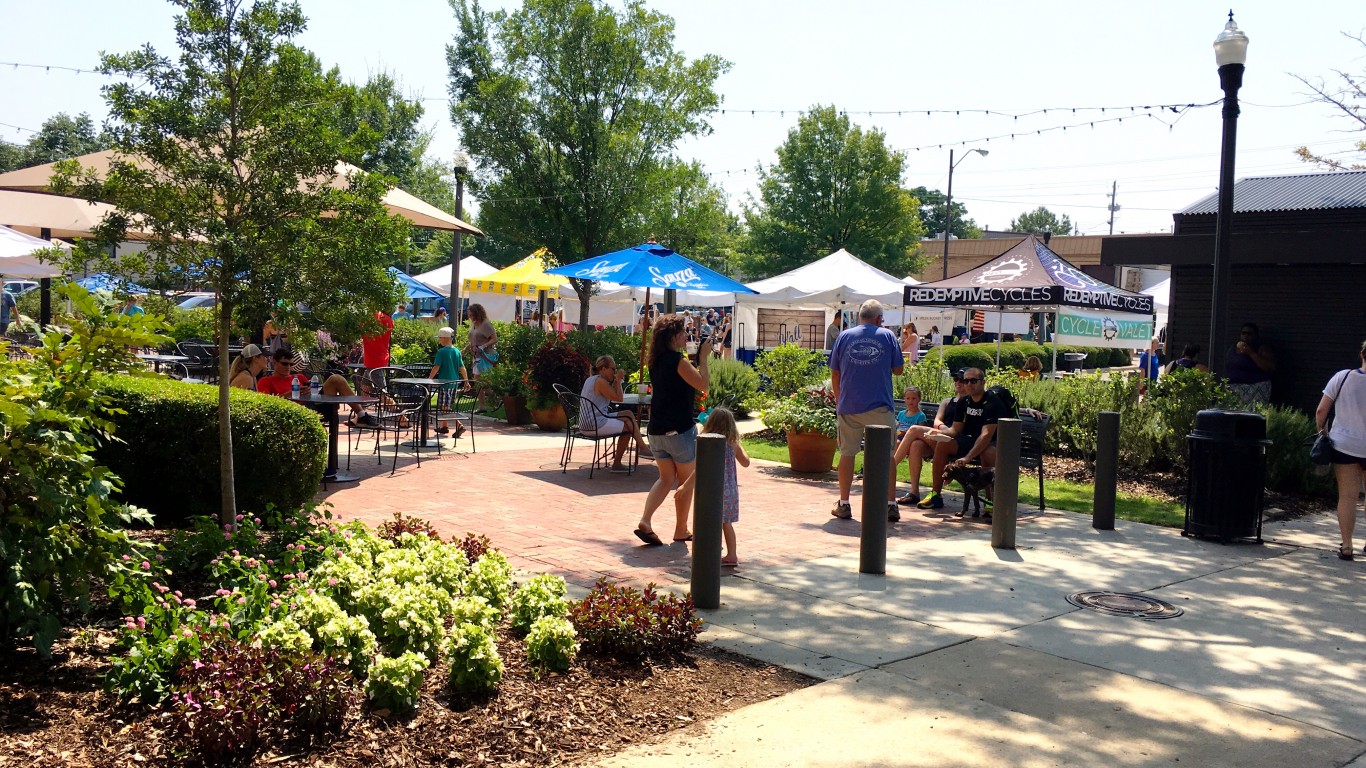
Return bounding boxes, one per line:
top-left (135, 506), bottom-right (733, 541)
top-left (1331, 447), bottom-right (1366, 468)
top-left (953, 435), bottom-right (975, 458)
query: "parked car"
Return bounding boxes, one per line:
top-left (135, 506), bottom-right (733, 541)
top-left (177, 294), bottom-right (217, 310)
top-left (3, 280), bottom-right (40, 297)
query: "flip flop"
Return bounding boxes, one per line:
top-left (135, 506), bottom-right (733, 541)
top-left (633, 528), bottom-right (663, 546)
top-left (673, 534), bottom-right (693, 542)
top-left (721, 558), bottom-right (739, 567)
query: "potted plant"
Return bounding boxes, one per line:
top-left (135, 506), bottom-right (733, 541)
top-left (480, 364), bottom-right (531, 425)
top-left (524, 335), bottom-right (590, 432)
top-left (761, 384), bottom-right (838, 473)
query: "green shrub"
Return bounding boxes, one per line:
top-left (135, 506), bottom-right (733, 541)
top-left (508, 574), bottom-right (570, 635)
top-left (706, 358), bottom-right (760, 415)
top-left (95, 376), bottom-right (327, 524)
top-left (897, 347), bottom-right (955, 404)
top-left (479, 362), bottom-right (527, 398)
top-left (525, 616), bottom-right (578, 674)
top-left (166, 307), bottom-right (218, 344)
top-left (389, 344), bottom-right (431, 366)
top-left (466, 550), bottom-right (514, 610)
top-left (753, 344), bottom-right (826, 398)
top-left (1110, 347), bottom-right (1134, 367)
top-left (1147, 368), bottom-right (1241, 465)
top-left (1257, 404), bottom-right (1333, 497)
top-left (1, 285), bottom-right (164, 655)
top-left (568, 579), bottom-right (702, 661)
top-left (494, 321), bottom-right (550, 370)
top-left (565, 327), bottom-right (641, 375)
top-left (365, 651), bottom-right (429, 715)
top-left (451, 595), bottom-right (500, 634)
top-left (937, 344), bottom-right (995, 375)
top-left (390, 318), bottom-right (439, 360)
top-left (444, 623), bottom-right (504, 695)
top-left (761, 384), bottom-right (837, 438)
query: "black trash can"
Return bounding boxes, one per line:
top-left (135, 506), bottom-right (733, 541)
top-left (1184, 409), bottom-right (1271, 544)
top-left (1060, 352), bottom-right (1086, 372)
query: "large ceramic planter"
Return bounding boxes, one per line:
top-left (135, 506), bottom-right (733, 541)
top-left (502, 395), bottom-right (531, 426)
top-left (786, 429), bottom-right (837, 474)
top-left (529, 403), bottom-right (567, 433)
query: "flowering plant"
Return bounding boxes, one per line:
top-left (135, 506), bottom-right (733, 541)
top-left (524, 334), bottom-right (590, 409)
top-left (761, 384), bottom-right (837, 438)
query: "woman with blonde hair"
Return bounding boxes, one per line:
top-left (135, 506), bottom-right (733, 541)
top-left (579, 355), bottom-right (650, 471)
top-left (228, 344), bottom-right (268, 390)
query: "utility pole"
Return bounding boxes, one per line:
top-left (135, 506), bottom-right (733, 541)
top-left (1107, 181), bottom-right (1120, 235)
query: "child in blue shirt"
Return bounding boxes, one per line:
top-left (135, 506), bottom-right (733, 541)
top-left (896, 386), bottom-right (927, 440)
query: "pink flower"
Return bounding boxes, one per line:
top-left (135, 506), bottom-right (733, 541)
top-left (223, 532), bottom-right (232, 540)
top-left (267, 580), bottom-right (277, 588)
top-left (136, 617), bottom-right (146, 629)
top-left (236, 514), bottom-right (244, 522)
top-left (121, 554), bottom-right (131, 561)
top-left (253, 517), bottom-right (261, 525)
top-left (140, 561), bottom-right (150, 570)
top-left (184, 599), bottom-right (197, 609)
top-left (236, 597), bottom-right (247, 605)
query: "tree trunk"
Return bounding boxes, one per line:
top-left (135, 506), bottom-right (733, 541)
top-left (217, 299), bottom-right (238, 528)
top-left (574, 278), bottom-right (591, 331)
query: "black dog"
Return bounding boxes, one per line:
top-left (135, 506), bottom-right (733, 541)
top-left (944, 465), bottom-right (995, 518)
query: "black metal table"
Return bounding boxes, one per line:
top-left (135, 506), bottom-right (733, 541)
top-left (288, 391), bottom-right (378, 482)
top-left (391, 377), bottom-right (458, 449)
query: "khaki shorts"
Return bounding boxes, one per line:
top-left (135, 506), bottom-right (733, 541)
top-left (837, 408), bottom-right (897, 457)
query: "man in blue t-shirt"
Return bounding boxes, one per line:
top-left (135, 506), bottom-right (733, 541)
top-left (828, 300), bottom-right (904, 523)
top-left (0, 289), bottom-right (16, 335)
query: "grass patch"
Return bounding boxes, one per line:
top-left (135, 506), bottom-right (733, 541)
top-left (740, 435), bottom-right (1184, 528)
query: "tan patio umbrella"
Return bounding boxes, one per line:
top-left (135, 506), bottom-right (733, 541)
top-left (0, 151), bottom-right (483, 236)
top-left (0, 188), bottom-right (156, 240)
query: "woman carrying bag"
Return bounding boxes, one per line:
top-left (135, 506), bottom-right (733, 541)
top-left (1315, 340), bottom-right (1366, 560)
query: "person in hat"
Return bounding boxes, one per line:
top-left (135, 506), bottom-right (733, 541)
top-left (428, 326), bottom-right (468, 437)
top-left (228, 344), bottom-right (268, 390)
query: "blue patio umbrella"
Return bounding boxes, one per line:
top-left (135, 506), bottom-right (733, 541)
top-left (74, 273), bottom-right (149, 294)
top-left (547, 244), bottom-right (755, 375)
top-left (546, 243), bottom-right (756, 294)
top-left (388, 266), bottom-right (443, 301)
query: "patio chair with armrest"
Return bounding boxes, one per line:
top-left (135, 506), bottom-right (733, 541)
top-left (432, 378), bottom-right (487, 454)
top-left (349, 366), bottom-right (425, 475)
top-left (557, 388), bottom-right (635, 479)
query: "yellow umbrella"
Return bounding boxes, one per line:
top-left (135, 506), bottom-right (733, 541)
top-left (463, 248), bottom-right (568, 299)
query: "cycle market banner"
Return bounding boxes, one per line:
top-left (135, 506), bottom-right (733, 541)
top-left (1054, 306), bottom-right (1154, 349)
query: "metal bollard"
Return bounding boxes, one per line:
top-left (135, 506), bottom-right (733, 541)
top-left (1093, 411), bottom-right (1120, 530)
top-left (691, 433), bottom-right (726, 609)
top-left (860, 424), bottom-right (893, 574)
top-left (992, 418), bottom-right (1020, 550)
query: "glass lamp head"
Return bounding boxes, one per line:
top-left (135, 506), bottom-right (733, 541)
top-left (1213, 12), bottom-right (1249, 67)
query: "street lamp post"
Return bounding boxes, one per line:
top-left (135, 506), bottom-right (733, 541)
top-left (448, 150), bottom-right (470, 319)
top-left (942, 148), bottom-right (989, 280)
top-left (1209, 12), bottom-right (1248, 376)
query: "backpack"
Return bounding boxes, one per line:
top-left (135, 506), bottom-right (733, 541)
top-left (986, 385), bottom-right (1019, 419)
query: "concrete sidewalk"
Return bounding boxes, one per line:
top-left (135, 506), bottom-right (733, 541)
top-left (324, 416), bottom-right (1365, 767)
top-left (590, 512), bottom-right (1366, 768)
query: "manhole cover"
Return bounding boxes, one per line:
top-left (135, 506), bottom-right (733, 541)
top-left (1066, 591), bottom-right (1183, 620)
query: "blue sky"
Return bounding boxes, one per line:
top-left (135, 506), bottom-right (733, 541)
top-left (2, 0), bottom-right (1363, 236)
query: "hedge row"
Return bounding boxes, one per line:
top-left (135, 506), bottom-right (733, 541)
top-left (95, 376), bottom-right (328, 524)
top-left (924, 342), bottom-right (1130, 373)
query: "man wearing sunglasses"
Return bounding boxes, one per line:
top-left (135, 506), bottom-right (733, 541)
top-left (917, 367), bottom-right (1005, 510)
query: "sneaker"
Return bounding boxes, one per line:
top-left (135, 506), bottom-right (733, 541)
top-left (830, 501), bottom-right (853, 520)
top-left (896, 492), bottom-right (920, 506)
top-left (887, 503), bottom-right (901, 523)
top-left (917, 492), bottom-right (944, 510)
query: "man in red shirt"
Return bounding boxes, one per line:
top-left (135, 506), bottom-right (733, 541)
top-left (256, 349), bottom-right (312, 396)
top-left (360, 310), bottom-right (394, 394)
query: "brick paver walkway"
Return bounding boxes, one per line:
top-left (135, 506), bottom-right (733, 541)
top-left (320, 419), bottom-right (1047, 590)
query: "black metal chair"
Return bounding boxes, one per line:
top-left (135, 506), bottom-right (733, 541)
top-left (176, 339), bottom-right (218, 382)
top-left (1019, 411), bottom-right (1051, 510)
top-left (557, 388), bottom-right (634, 478)
top-left (431, 378), bottom-right (488, 455)
top-left (349, 366), bottom-right (425, 475)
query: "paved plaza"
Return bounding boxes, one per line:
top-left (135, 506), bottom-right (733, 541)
top-left (322, 417), bottom-right (1366, 768)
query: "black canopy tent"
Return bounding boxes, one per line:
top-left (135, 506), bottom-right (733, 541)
top-left (903, 235), bottom-right (1155, 369)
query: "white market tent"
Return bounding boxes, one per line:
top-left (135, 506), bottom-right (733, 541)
top-left (0, 225), bottom-right (66, 278)
top-left (732, 249), bottom-right (953, 350)
top-left (412, 256), bottom-right (522, 321)
top-left (1143, 278), bottom-right (1170, 342)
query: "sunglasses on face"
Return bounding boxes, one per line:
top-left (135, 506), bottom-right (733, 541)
top-left (961, 377), bottom-right (982, 384)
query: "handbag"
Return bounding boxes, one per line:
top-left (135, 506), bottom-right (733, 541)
top-left (1310, 371), bottom-right (1347, 465)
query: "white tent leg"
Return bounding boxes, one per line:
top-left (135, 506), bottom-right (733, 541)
top-left (1050, 310), bottom-right (1059, 377)
top-left (995, 309), bottom-right (1004, 367)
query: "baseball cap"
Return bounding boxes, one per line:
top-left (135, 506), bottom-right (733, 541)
top-left (437, 326), bottom-right (455, 338)
top-left (951, 368), bottom-right (967, 380)
top-left (239, 343), bottom-right (263, 359)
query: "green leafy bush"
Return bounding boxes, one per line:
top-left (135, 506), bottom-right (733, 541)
top-left (466, 550), bottom-right (514, 610)
top-left (165, 307), bottom-right (218, 344)
top-left (565, 327), bottom-right (641, 375)
top-left (389, 343), bottom-right (431, 366)
top-left (444, 623), bottom-right (504, 695)
top-left (753, 344), bottom-right (826, 398)
top-left (526, 616), bottom-right (578, 674)
top-left (390, 318), bottom-right (439, 360)
top-left (479, 362), bottom-right (527, 398)
top-left (95, 376), bottom-right (328, 523)
top-left (451, 595), bottom-right (500, 633)
top-left (377, 511), bottom-right (443, 543)
top-left (897, 347), bottom-right (955, 405)
top-left (706, 358), bottom-right (760, 415)
top-left (508, 574), bottom-right (570, 635)
top-left (356, 578), bottom-right (450, 658)
top-left (1257, 403), bottom-right (1332, 496)
top-left (0, 285), bottom-right (164, 655)
top-left (365, 651), bottom-right (430, 715)
top-left (492, 321), bottom-right (549, 370)
top-left (761, 384), bottom-right (837, 438)
top-left (568, 579), bottom-right (702, 661)
top-left (525, 334), bottom-right (591, 409)
top-left (1147, 368), bottom-right (1241, 465)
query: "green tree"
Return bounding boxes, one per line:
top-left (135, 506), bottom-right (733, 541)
top-left (447, 0), bottom-right (730, 326)
top-left (742, 106), bottom-right (926, 279)
top-left (54, 0), bottom-right (411, 525)
top-left (643, 160), bottom-right (742, 276)
top-left (908, 186), bottom-right (981, 240)
top-left (1009, 206), bottom-right (1076, 236)
top-left (0, 112), bottom-right (113, 172)
top-left (1293, 32), bottom-right (1366, 170)
top-left (337, 72), bottom-right (425, 184)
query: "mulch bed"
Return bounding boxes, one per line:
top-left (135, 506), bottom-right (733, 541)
top-left (0, 625), bottom-right (813, 767)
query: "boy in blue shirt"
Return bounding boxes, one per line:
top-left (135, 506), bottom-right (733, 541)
top-left (896, 386), bottom-right (927, 440)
